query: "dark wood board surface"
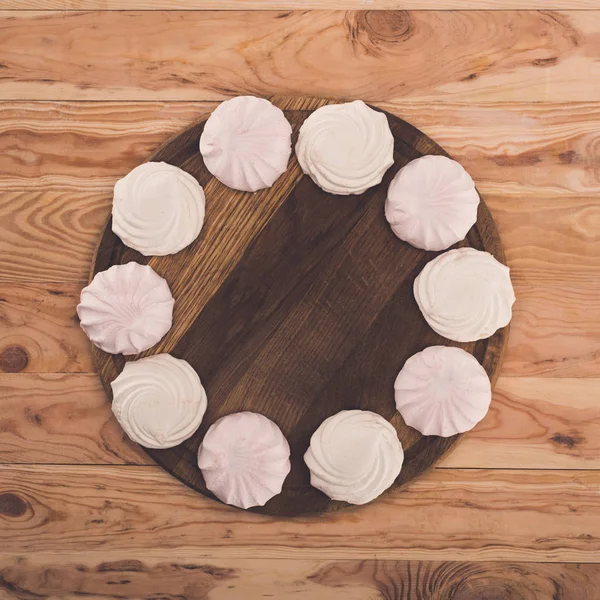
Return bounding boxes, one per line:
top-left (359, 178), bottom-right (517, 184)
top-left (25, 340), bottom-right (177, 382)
top-left (91, 96), bottom-right (509, 517)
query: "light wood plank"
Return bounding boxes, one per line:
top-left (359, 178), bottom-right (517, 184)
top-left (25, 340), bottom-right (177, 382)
top-left (503, 284), bottom-right (600, 377)
top-left (1, 465), bottom-right (599, 561)
top-left (1, 103), bottom-right (599, 284)
top-left (0, 188), bottom-right (110, 284)
top-left (2, 1), bottom-right (599, 9)
top-left (0, 101), bottom-right (214, 183)
top-left (2, 101), bottom-right (598, 284)
top-left (0, 374), bottom-right (146, 464)
top-left (382, 101), bottom-right (600, 199)
top-left (0, 283), bottom-right (93, 373)
top-left (441, 377), bottom-right (600, 468)
top-left (1, 553), bottom-right (599, 600)
top-left (3, 191), bottom-right (598, 287)
top-left (1, 282), bottom-right (598, 376)
top-left (489, 196), bottom-right (600, 287)
top-left (2, 100), bottom-right (600, 197)
top-left (2, 374), bottom-right (599, 468)
top-left (0, 11), bottom-right (598, 101)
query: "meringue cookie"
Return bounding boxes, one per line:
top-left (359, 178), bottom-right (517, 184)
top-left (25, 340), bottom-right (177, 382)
top-left (304, 410), bottom-right (404, 505)
top-left (200, 96), bottom-right (292, 192)
top-left (77, 262), bottom-right (174, 355)
top-left (112, 161), bottom-right (205, 256)
top-left (394, 346), bottom-right (492, 437)
top-left (296, 100), bottom-right (394, 195)
top-left (111, 354), bottom-right (207, 449)
top-left (198, 412), bottom-right (291, 509)
top-left (414, 247), bottom-right (515, 342)
top-left (385, 155), bottom-right (480, 251)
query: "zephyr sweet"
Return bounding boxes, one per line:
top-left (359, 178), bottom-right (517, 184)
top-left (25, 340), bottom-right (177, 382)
top-left (112, 161), bottom-right (205, 256)
top-left (77, 262), bottom-right (174, 355)
top-left (200, 96), bottom-right (292, 192)
top-left (296, 100), bottom-right (394, 195)
top-left (198, 412), bottom-right (291, 509)
top-left (394, 346), bottom-right (492, 437)
top-left (304, 410), bottom-right (404, 505)
top-left (111, 354), bottom-right (207, 449)
top-left (414, 247), bottom-right (515, 342)
top-left (385, 155), bottom-right (480, 251)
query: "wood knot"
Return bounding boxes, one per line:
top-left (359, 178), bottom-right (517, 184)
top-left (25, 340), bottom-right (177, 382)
top-left (363, 11), bottom-right (414, 43)
top-left (551, 432), bottom-right (585, 450)
top-left (558, 150), bottom-right (578, 164)
top-left (0, 493), bottom-right (28, 518)
top-left (346, 11), bottom-right (414, 56)
top-left (531, 56), bottom-right (559, 67)
top-left (97, 560), bottom-right (145, 573)
top-left (0, 346), bottom-right (28, 373)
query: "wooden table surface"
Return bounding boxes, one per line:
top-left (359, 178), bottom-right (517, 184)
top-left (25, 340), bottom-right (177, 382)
top-left (0, 2), bottom-right (599, 599)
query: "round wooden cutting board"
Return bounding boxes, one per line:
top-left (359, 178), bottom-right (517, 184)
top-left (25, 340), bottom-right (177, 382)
top-left (91, 96), bottom-right (509, 517)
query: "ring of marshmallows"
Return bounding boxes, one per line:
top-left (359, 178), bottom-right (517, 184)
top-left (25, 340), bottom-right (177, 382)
top-left (77, 96), bottom-right (515, 510)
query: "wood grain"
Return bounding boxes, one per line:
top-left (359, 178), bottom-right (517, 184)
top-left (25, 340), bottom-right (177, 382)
top-left (91, 98), bottom-right (508, 516)
top-left (2, 193), bottom-right (598, 289)
top-left (0, 283), bottom-right (93, 373)
top-left (0, 11), bottom-right (598, 102)
top-left (4, 279), bottom-right (597, 377)
top-left (1, 100), bottom-right (597, 374)
top-left (503, 283), bottom-right (600, 377)
top-left (0, 374), bottom-right (146, 464)
top-left (1, 465), bottom-right (599, 561)
top-left (0, 0), bottom-right (597, 593)
top-left (441, 377), bottom-right (600, 468)
top-left (386, 102), bottom-right (600, 200)
top-left (490, 196), bottom-right (600, 286)
top-left (1, 554), bottom-right (599, 600)
top-left (2, 0), bottom-right (599, 9)
top-left (0, 188), bottom-right (110, 284)
top-left (3, 375), bottom-right (600, 469)
top-left (2, 101), bottom-right (599, 285)
top-left (3, 101), bottom-right (600, 198)
top-left (0, 101), bottom-right (215, 183)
